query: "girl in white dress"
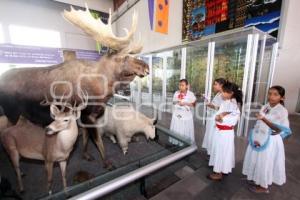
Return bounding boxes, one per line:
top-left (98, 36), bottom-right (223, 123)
top-left (208, 81), bottom-right (243, 180)
top-left (202, 78), bottom-right (226, 157)
top-left (242, 86), bottom-right (291, 194)
top-left (169, 79), bottom-right (196, 146)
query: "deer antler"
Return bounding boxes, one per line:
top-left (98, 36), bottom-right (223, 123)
top-left (71, 89), bottom-right (88, 112)
top-left (63, 4), bottom-right (142, 54)
top-left (40, 92), bottom-right (72, 112)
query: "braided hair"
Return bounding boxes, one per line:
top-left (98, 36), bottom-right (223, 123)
top-left (222, 81), bottom-right (243, 105)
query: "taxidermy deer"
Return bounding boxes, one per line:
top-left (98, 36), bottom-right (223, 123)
top-left (0, 4), bottom-right (148, 168)
top-left (0, 91), bottom-right (88, 193)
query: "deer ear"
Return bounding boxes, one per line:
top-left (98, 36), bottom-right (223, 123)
top-left (50, 104), bottom-right (60, 117)
top-left (75, 110), bottom-right (82, 120)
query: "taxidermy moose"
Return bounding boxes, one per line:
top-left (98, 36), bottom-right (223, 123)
top-left (0, 4), bottom-right (149, 167)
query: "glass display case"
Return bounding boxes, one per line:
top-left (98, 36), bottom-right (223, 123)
top-left (35, 124), bottom-right (193, 200)
top-left (133, 27), bottom-right (277, 137)
top-left (0, 101), bottom-right (196, 200)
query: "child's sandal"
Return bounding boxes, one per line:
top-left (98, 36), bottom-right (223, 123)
top-left (207, 173), bottom-right (222, 181)
top-left (249, 186), bottom-right (270, 194)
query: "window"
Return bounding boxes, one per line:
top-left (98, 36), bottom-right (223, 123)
top-left (9, 25), bottom-right (61, 48)
top-left (0, 24), bottom-right (4, 43)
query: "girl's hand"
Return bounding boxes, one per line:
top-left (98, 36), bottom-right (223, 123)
top-left (179, 101), bottom-right (185, 106)
top-left (206, 102), bottom-right (214, 108)
top-left (219, 112), bottom-right (228, 118)
top-left (254, 141), bottom-right (261, 147)
top-left (202, 94), bottom-right (209, 102)
top-left (215, 115), bottom-right (222, 122)
top-left (256, 113), bottom-right (265, 120)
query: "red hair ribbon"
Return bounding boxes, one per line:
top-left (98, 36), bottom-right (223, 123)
top-left (178, 92), bottom-right (186, 100)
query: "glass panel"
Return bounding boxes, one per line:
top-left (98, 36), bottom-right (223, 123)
top-left (212, 39), bottom-right (247, 89)
top-left (186, 45), bottom-right (208, 119)
top-left (130, 77), bottom-right (140, 103)
top-left (33, 125), bottom-right (190, 199)
top-left (253, 44), bottom-right (273, 104)
top-left (152, 55), bottom-right (164, 110)
top-left (140, 56), bottom-right (152, 104)
top-left (0, 24), bottom-right (4, 43)
top-left (165, 49), bottom-right (182, 112)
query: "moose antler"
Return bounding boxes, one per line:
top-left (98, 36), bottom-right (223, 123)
top-left (63, 4), bottom-right (142, 54)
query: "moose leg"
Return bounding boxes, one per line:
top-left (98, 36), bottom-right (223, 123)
top-left (92, 130), bottom-right (114, 169)
top-left (45, 161), bottom-right (54, 194)
top-left (93, 131), bottom-right (105, 160)
top-left (59, 161), bottom-right (67, 189)
top-left (82, 128), bottom-right (95, 161)
top-left (9, 149), bottom-right (24, 192)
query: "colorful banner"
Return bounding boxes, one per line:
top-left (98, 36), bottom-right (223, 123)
top-left (191, 5), bottom-right (206, 39)
top-left (148, 0), bottom-right (155, 30)
top-left (155, 0), bottom-right (169, 34)
top-left (182, 0), bottom-right (282, 41)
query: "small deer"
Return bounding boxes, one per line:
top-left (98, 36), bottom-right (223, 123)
top-left (0, 91), bottom-right (88, 193)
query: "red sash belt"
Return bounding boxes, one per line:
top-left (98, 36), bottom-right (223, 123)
top-left (216, 124), bottom-right (234, 130)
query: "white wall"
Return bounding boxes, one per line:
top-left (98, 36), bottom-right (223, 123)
top-left (273, 0), bottom-right (300, 113)
top-left (113, 0), bottom-right (183, 54)
top-left (0, 0), bottom-right (105, 50)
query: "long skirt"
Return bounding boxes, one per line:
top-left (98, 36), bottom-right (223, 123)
top-left (169, 107), bottom-right (194, 146)
top-left (242, 134), bottom-right (286, 189)
top-left (202, 111), bottom-right (217, 155)
top-left (209, 129), bottom-right (235, 174)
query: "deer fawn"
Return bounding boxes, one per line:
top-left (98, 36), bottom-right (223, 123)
top-left (0, 91), bottom-right (88, 193)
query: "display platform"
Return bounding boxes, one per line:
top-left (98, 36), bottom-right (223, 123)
top-left (0, 122), bottom-right (191, 200)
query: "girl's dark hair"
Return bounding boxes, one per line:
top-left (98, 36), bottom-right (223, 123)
top-left (214, 78), bottom-right (226, 85)
top-left (179, 79), bottom-right (188, 85)
top-left (222, 81), bottom-right (243, 105)
top-left (270, 85), bottom-right (285, 105)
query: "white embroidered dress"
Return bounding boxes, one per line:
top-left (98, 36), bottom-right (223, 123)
top-left (242, 103), bottom-right (290, 189)
top-left (202, 92), bottom-right (224, 155)
top-left (209, 99), bottom-right (240, 174)
top-left (169, 90), bottom-right (196, 146)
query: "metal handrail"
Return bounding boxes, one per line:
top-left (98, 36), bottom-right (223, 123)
top-left (113, 94), bottom-right (131, 101)
top-left (69, 144), bottom-right (197, 200)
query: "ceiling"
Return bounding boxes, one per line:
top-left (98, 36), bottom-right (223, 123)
top-left (52, 0), bottom-right (114, 13)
